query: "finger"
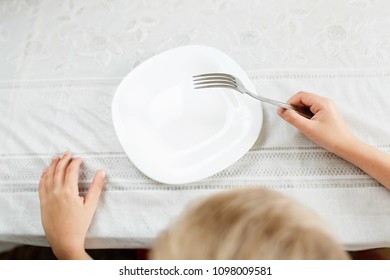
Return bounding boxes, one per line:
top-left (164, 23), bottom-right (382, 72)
top-left (64, 157), bottom-right (83, 192)
top-left (278, 106), bottom-right (312, 133)
top-left (287, 91), bottom-right (316, 106)
top-left (276, 107), bottom-right (285, 116)
top-left (41, 156), bottom-right (61, 192)
top-left (53, 152), bottom-right (72, 188)
top-left (287, 92), bottom-right (326, 115)
top-left (38, 167), bottom-right (49, 198)
top-left (84, 170), bottom-right (106, 213)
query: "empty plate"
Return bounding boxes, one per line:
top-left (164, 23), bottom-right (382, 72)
top-left (112, 45), bottom-right (263, 184)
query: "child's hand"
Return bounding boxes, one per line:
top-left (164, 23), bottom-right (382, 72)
top-left (277, 92), bottom-right (356, 154)
top-left (38, 152), bottom-right (106, 259)
top-left (278, 91), bottom-right (390, 191)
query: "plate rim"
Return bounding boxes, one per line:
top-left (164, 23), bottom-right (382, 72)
top-left (112, 45), bottom-right (263, 184)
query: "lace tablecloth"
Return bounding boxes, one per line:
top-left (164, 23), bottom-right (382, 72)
top-left (1, 0), bottom-right (390, 251)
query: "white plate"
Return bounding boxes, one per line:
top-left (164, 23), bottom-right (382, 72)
top-left (112, 45), bottom-right (263, 184)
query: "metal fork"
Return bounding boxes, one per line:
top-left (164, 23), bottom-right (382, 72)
top-left (192, 73), bottom-right (314, 119)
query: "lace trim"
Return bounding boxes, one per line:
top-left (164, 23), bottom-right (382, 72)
top-left (0, 147), bottom-right (385, 193)
top-left (1, 69), bottom-right (390, 89)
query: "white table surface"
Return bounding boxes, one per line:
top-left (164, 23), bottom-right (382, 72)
top-left (1, 0), bottom-right (390, 251)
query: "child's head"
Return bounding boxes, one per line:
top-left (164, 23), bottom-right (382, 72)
top-left (150, 188), bottom-right (349, 259)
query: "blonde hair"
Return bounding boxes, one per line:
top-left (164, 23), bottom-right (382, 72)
top-left (150, 188), bottom-right (349, 260)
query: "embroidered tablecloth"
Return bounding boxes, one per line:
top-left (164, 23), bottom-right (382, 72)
top-left (1, 0), bottom-right (390, 251)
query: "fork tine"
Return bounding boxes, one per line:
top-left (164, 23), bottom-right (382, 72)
top-left (192, 72), bottom-right (238, 91)
top-left (193, 76), bottom-right (234, 82)
top-left (193, 79), bottom-right (236, 87)
top-left (192, 73), bottom-right (236, 80)
top-left (194, 84), bottom-right (237, 90)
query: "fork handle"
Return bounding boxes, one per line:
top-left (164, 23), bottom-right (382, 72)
top-left (245, 91), bottom-right (314, 119)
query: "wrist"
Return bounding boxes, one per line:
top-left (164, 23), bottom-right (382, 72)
top-left (331, 135), bottom-right (365, 162)
top-left (52, 243), bottom-right (91, 260)
top-left (327, 132), bottom-right (359, 157)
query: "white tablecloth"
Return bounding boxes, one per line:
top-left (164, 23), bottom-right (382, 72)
top-left (1, 0), bottom-right (390, 251)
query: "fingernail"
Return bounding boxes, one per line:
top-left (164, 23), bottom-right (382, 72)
top-left (99, 170), bottom-right (107, 178)
top-left (52, 155), bottom-right (60, 161)
top-left (62, 151), bottom-right (71, 158)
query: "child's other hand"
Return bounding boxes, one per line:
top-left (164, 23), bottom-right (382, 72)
top-left (39, 152), bottom-right (106, 259)
top-left (277, 92), bottom-right (356, 154)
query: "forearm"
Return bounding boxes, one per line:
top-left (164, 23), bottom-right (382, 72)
top-left (335, 137), bottom-right (390, 190)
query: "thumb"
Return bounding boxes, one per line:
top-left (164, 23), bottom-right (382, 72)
top-left (85, 170), bottom-right (106, 212)
top-left (277, 108), bottom-right (312, 133)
